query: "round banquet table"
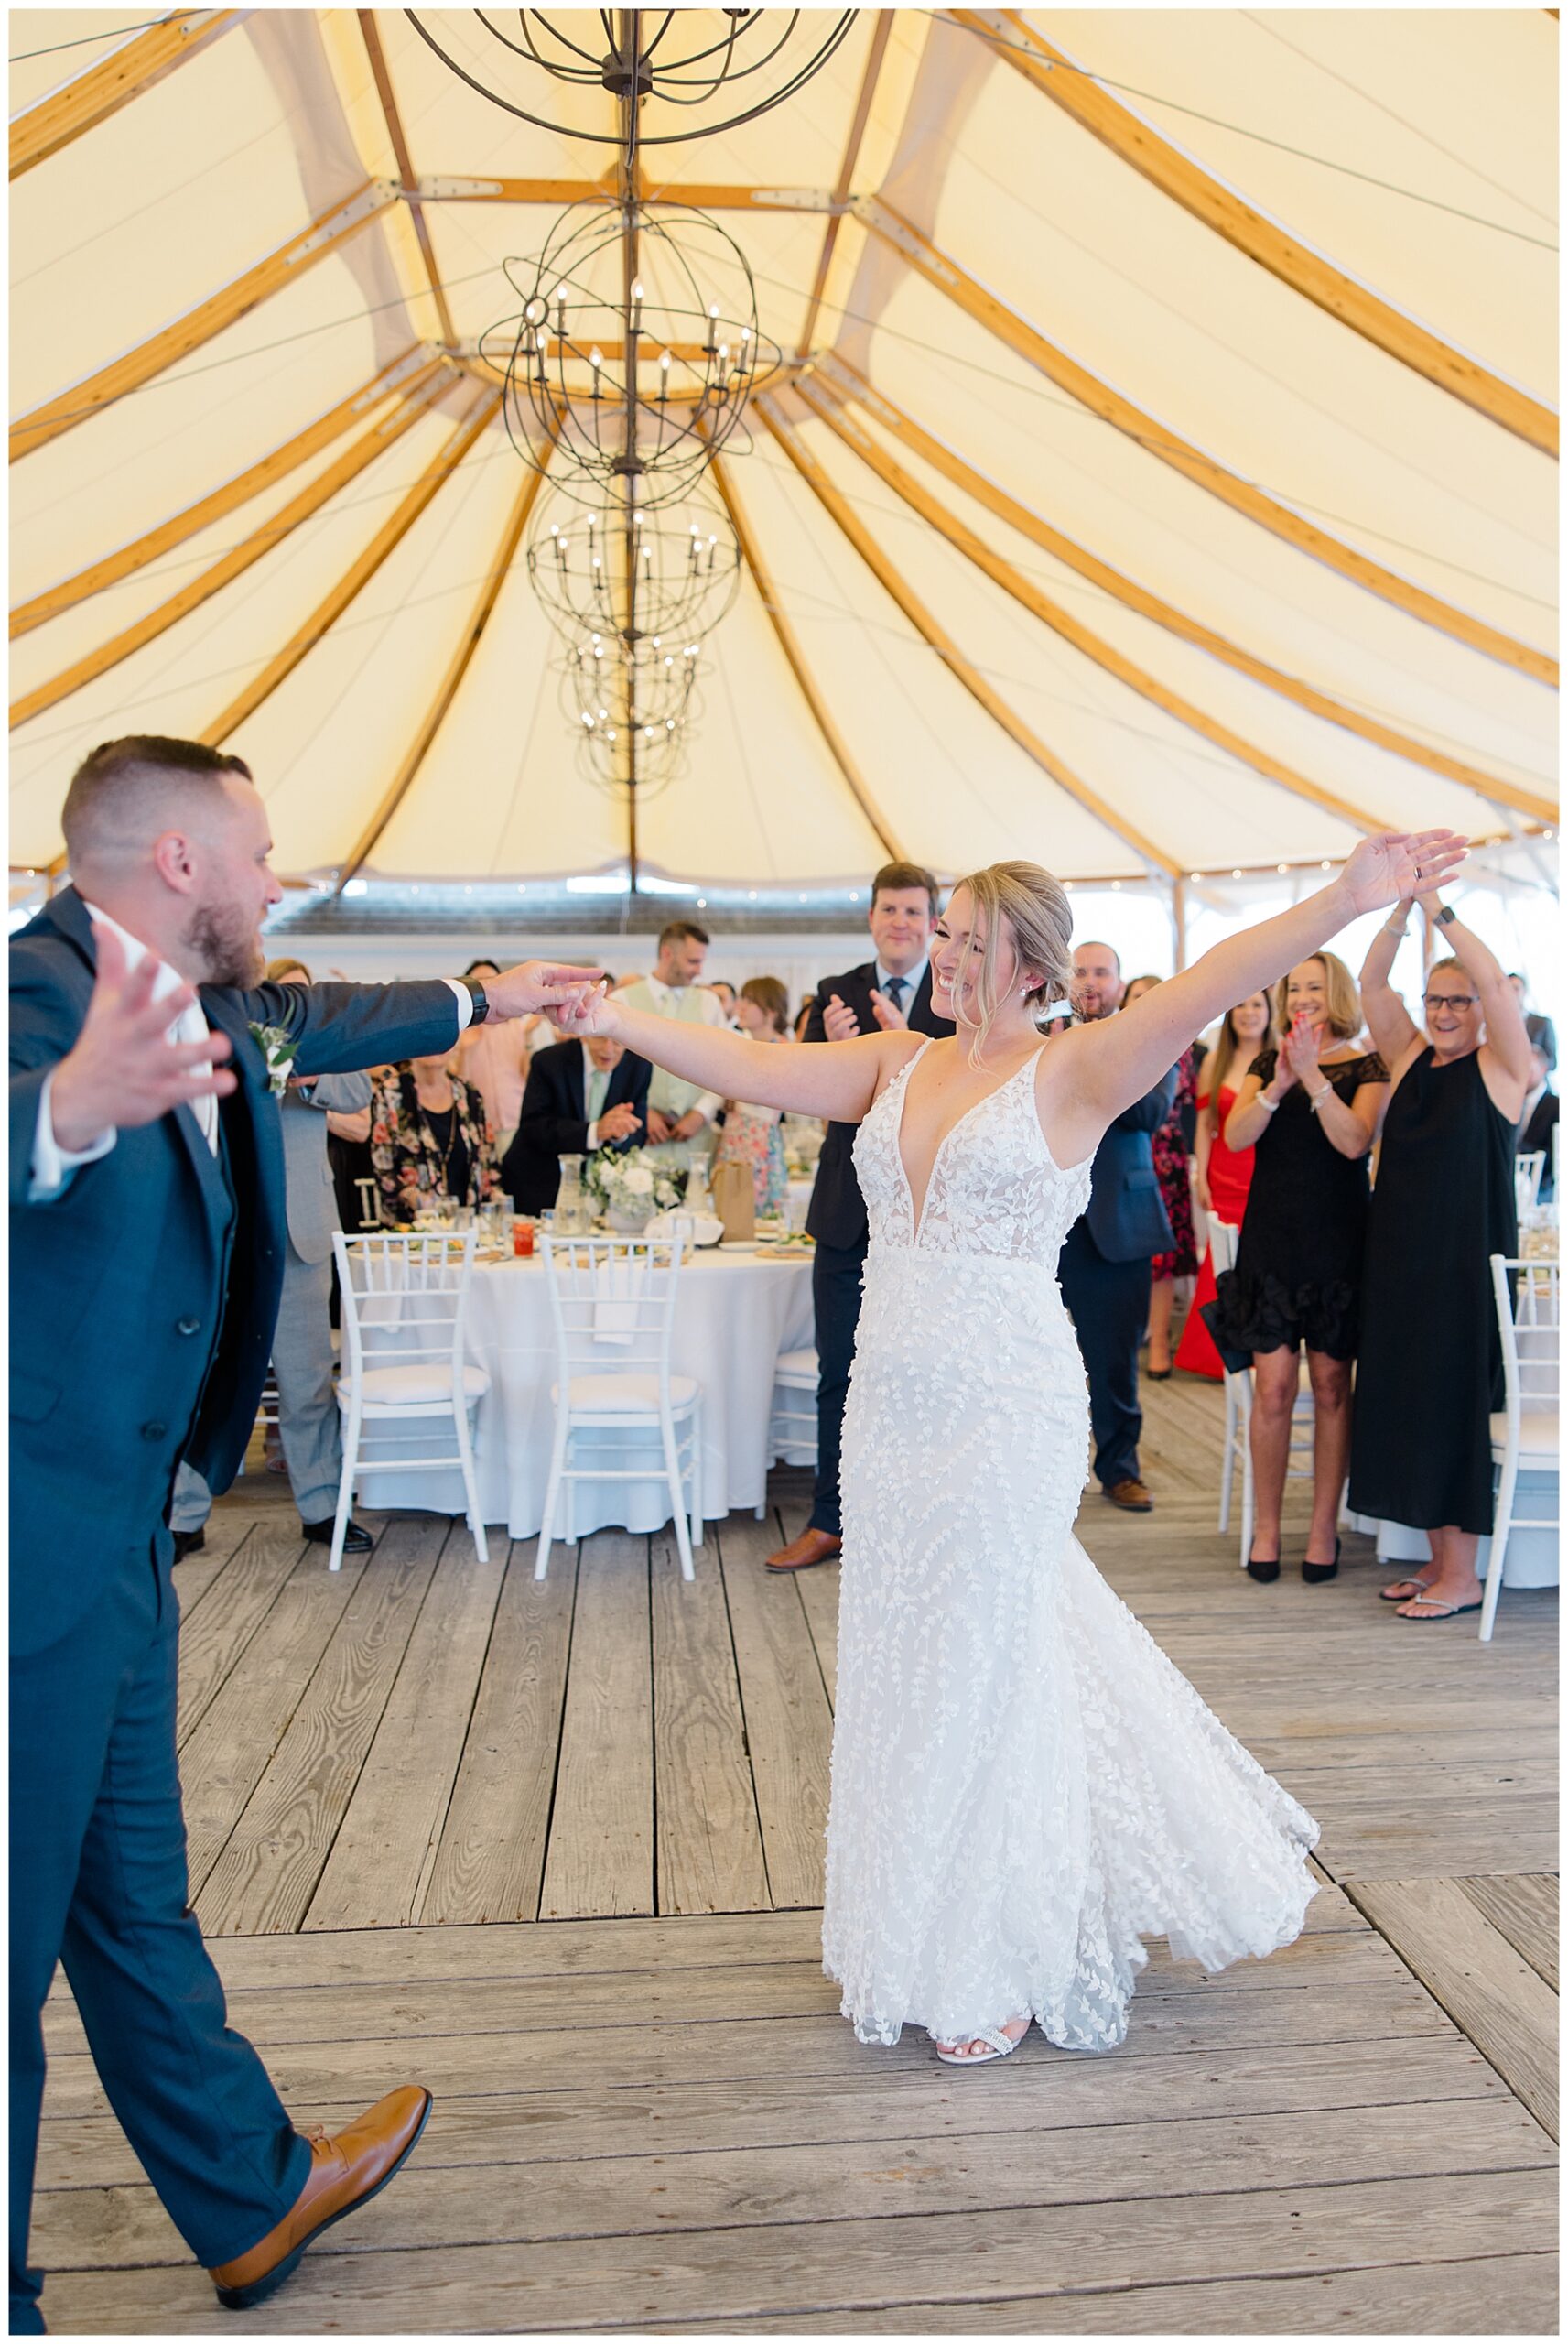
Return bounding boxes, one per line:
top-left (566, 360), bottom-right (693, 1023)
top-left (353, 1244), bottom-right (816, 1541)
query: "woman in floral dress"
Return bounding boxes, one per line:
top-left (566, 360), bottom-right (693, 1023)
top-left (713, 978), bottom-right (792, 1213)
top-left (369, 1052), bottom-right (498, 1225)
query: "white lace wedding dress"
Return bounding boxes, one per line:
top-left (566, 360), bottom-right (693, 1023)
top-left (823, 1037), bottom-right (1318, 2050)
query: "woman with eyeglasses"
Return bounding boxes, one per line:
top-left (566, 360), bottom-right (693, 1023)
top-left (1348, 895), bottom-right (1532, 1621)
top-left (1213, 954), bottom-right (1390, 1584)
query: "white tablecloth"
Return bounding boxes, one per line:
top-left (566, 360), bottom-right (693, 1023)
top-left (355, 1247), bottom-right (816, 1540)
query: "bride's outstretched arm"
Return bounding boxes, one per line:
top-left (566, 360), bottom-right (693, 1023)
top-left (1061, 830), bottom-right (1469, 1135)
top-left (546, 984), bottom-right (908, 1123)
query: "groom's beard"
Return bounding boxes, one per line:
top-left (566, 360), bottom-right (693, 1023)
top-left (184, 896), bottom-right (265, 989)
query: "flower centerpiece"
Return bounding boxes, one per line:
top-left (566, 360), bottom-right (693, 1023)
top-left (583, 1147), bottom-right (687, 1232)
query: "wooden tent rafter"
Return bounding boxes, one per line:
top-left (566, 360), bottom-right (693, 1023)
top-left (9, 8), bottom-right (250, 180)
top-left (9, 178), bottom-right (400, 464)
top-left (756, 395), bottom-right (1180, 877)
top-left (851, 195), bottom-right (1556, 686)
top-left (951, 7), bottom-right (1558, 458)
top-left (9, 346), bottom-right (434, 642)
top-left (357, 12), bottom-right (457, 346)
top-left (334, 422), bottom-right (559, 891)
top-left (795, 374), bottom-right (1389, 838)
top-left (813, 354), bottom-right (1560, 821)
top-left (200, 388), bottom-right (500, 744)
top-left (708, 448), bottom-right (902, 861)
top-left (10, 362), bottom-right (451, 732)
top-left (796, 11), bottom-right (896, 360)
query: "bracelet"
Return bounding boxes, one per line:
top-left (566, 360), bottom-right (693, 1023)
top-left (1257, 1092), bottom-right (1280, 1114)
top-left (1308, 1085), bottom-right (1332, 1114)
top-left (1383, 917), bottom-right (1408, 937)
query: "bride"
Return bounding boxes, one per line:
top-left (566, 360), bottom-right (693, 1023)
top-left (547, 830), bottom-right (1467, 2063)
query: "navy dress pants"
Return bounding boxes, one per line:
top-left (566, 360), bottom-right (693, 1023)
top-left (809, 1236), bottom-right (868, 1540)
top-left (9, 1535), bottom-right (310, 2332)
top-left (1058, 1219), bottom-right (1152, 1492)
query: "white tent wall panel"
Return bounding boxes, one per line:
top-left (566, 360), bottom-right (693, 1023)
top-left (838, 400), bottom-right (1556, 829)
top-left (7, 408), bottom-right (471, 863)
top-left (740, 434), bottom-right (1146, 877)
top-left (10, 266), bottom-right (416, 599)
top-left (225, 413), bottom-right (523, 873)
top-left (1036, 10), bottom-right (1559, 404)
top-left (857, 273), bottom-right (1557, 678)
top-left (930, 64), bottom-right (1556, 611)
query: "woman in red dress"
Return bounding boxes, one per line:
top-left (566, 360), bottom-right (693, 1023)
top-left (1174, 992), bottom-right (1274, 1378)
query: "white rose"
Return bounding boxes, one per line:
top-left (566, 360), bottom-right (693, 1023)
top-left (623, 1164), bottom-right (654, 1195)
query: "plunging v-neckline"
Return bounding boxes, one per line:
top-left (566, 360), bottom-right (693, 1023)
top-left (894, 1037), bottom-right (1046, 1243)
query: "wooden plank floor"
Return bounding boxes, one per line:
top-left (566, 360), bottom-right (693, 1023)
top-left (36, 1375), bottom-right (1559, 2333)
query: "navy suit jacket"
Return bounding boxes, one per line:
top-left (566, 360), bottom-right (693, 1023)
top-left (502, 1038), bottom-right (652, 1213)
top-left (804, 960), bottom-right (954, 1250)
top-left (9, 887), bottom-right (461, 1655)
top-left (1076, 1058), bottom-right (1179, 1264)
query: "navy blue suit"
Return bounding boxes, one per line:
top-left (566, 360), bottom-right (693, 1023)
top-left (1057, 1058), bottom-right (1177, 1492)
top-left (8, 888), bottom-right (461, 2329)
top-left (802, 961), bottom-right (953, 1538)
top-left (501, 1037), bottom-right (652, 1213)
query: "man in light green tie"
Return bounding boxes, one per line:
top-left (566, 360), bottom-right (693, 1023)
top-left (620, 920), bottom-right (728, 1174)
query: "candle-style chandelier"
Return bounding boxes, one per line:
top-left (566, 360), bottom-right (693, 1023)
top-left (559, 635), bottom-right (704, 802)
top-left (524, 479), bottom-right (741, 650)
top-left (405, 10), bottom-right (857, 145)
top-left (483, 200), bottom-right (778, 513)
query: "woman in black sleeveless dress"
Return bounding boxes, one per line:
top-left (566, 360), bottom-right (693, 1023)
top-left (1349, 897), bottom-right (1531, 1620)
top-left (1214, 952), bottom-right (1390, 1584)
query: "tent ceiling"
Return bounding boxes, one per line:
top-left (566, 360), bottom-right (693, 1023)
top-left (8, 7), bottom-right (1558, 889)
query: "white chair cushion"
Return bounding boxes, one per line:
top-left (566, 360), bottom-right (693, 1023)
top-left (774, 1349), bottom-right (819, 1384)
top-left (557, 1373), bottom-right (698, 1414)
top-left (1490, 1410), bottom-right (1560, 1460)
top-left (342, 1362), bottom-right (491, 1407)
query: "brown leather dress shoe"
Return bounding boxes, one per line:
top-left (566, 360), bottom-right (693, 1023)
top-left (1107, 1478), bottom-right (1153, 1512)
top-left (765, 1525), bottom-right (842, 1573)
top-left (209, 2086), bottom-right (431, 2311)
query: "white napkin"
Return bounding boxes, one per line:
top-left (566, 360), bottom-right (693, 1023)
top-left (591, 1254), bottom-right (646, 1345)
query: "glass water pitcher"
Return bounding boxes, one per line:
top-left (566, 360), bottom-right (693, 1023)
top-left (554, 1154), bottom-right (594, 1235)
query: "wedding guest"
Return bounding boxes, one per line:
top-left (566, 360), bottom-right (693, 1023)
top-left (793, 992), bottom-right (817, 1044)
top-left (1215, 953), bottom-right (1390, 1583)
top-left (1058, 943), bottom-right (1177, 1511)
top-left (769, 863), bottom-right (952, 1573)
top-left (1174, 992), bottom-right (1274, 1378)
top-left (1351, 898), bottom-right (1531, 1618)
top-left (369, 1051), bottom-right (497, 1224)
top-left (620, 923), bottom-right (728, 1172)
top-left (1517, 1046), bottom-right (1558, 1199)
top-left (1508, 972), bottom-right (1555, 1073)
top-left (708, 979), bottom-right (741, 1027)
top-left (713, 977), bottom-right (792, 1212)
top-left (170, 956), bottom-right (378, 1559)
top-left (9, 732), bottom-right (599, 2328)
top-left (455, 956), bottom-right (541, 1159)
top-left (1122, 974), bottom-right (1198, 1379)
top-left (502, 1030), bottom-right (651, 1213)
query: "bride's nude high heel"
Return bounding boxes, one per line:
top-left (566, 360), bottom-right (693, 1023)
top-left (932, 2017), bottom-right (1031, 2066)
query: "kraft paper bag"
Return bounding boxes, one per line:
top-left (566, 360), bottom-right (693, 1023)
top-left (710, 1158), bottom-right (755, 1242)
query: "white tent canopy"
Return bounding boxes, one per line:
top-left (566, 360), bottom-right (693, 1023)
top-left (9, 8), bottom-right (1558, 892)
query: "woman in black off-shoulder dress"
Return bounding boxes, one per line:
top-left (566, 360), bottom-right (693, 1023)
top-left (1213, 952), bottom-right (1390, 1586)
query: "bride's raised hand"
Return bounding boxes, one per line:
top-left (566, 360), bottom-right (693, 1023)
top-left (1340, 830), bottom-right (1468, 917)
top-left (546, 979), bottom-right (619, 1037)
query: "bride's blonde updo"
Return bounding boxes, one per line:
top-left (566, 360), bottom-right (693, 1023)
top-left (951, 861), bottom-right (1074, 1061)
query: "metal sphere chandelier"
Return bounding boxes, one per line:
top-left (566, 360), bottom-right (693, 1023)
top-left (484, 200), bottom-right (778, 513)
top-left (524, 479), bottom-right (742, 654)
top-left (559, 637), bottom-right (703, 803)
top-left (404, 9), bottom-right (858, 146)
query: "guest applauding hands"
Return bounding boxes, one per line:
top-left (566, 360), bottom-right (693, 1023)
top-left (1215, 955), bottom-right (1390, 1583)
top-left (1349, 895), bottom-right (1531, 1620)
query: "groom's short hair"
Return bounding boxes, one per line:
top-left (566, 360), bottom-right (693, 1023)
top-left (61, 735), bottom-right (252, 869)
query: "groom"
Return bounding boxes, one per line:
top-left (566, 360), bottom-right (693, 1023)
top-left (767, 862), bottom-right (954, 1573)
top-left (9, 735), bottom-right (601, 2330)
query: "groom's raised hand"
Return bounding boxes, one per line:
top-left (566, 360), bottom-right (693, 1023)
top-left (487, 960), bottom-right (606, 1020)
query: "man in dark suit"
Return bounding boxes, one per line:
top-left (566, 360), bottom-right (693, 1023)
top-left (9, 736), bottom-right (600, 2331)
top-left (501, 1031), bottom-right (652, 1211)
top-left (1057, 940), bottom-right (1177, 1514)
top-left (767, 861), bottom-right (954, 1574)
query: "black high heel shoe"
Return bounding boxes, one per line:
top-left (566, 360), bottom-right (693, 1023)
top-left (1246, 1546), bottom-right (1281, 1583)
top-left (1302, 1537), bottom-right (1341, 1585)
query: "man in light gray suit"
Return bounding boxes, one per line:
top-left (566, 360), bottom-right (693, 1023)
top-left (171, 962), bottom-right (376, 1556)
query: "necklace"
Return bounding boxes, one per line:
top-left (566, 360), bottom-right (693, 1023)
top-left (416, 1083), bottom-right (460, 1195)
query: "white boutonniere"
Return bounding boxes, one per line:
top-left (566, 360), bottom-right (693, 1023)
top-left (248, 1021), bottom-right (298, 1099)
